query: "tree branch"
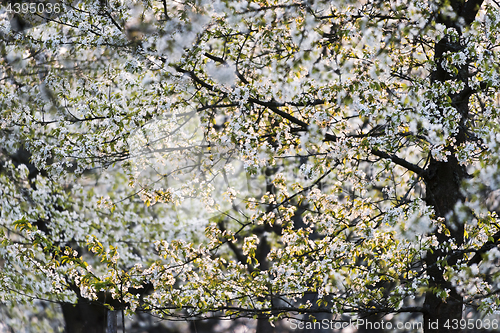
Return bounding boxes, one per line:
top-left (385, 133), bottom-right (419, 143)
top-left (468, 230), bottom-right (500, 266)
top-left (247, 98), bottom-right (338, 141)
top-left (371, 149), bottom-right (426, 175)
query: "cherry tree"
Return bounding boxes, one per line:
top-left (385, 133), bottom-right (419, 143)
top-left (1, 0), bottom-right (500, 332)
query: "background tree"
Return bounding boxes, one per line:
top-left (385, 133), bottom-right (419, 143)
top-left (2, 1), bottom-right (500, 332)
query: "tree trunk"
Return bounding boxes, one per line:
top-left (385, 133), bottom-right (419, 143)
top-left (255, 235), bottom-right (275, 333)
top-left (422, 1), bottom-right (485, 330)
top-left (423, 157), bottom-right (467, 333)
top-left (106, 310), bottom-right (118, 333)
top-left (256, 315), bottom-right (275, 333)
top-left (61, 300), bottom-right (107, 333)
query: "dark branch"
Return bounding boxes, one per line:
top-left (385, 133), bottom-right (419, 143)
top-left (371, 149), bottom-right (426, 175)
top-left (468, 230), bottom-right (500, 266)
